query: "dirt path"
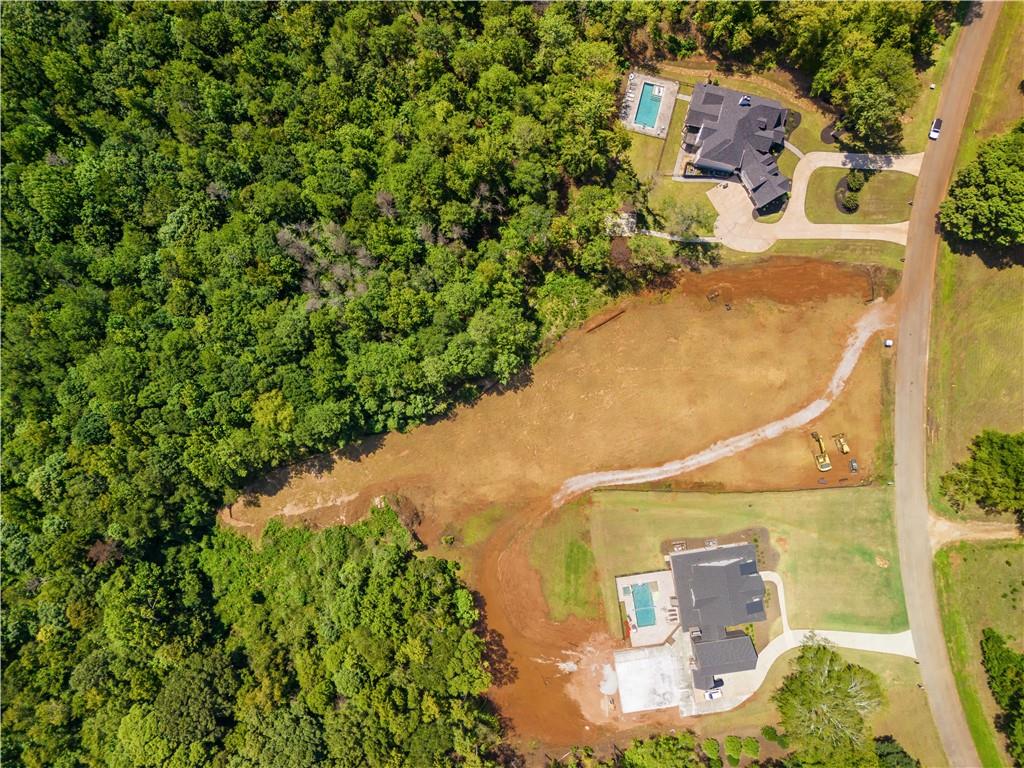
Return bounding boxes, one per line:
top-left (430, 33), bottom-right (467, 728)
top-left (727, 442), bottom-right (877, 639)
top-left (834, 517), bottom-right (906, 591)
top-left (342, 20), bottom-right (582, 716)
top-left (928, 512), bottom-right (1020, 553)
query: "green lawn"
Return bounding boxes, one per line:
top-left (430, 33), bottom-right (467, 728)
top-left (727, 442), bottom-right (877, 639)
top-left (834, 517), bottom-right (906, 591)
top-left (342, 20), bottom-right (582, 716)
top-left (903, 24), bottom-right (962, 153)
top-left (627, 132), bottom-right (664, 184)
top-left (927, 1), bottom-right (1024, 519)
top-left (459, 505), bottom-right (505, 547)
top-left (935, 541), bottom-right (1024, 767)
top-left (588, 487), bottom-right (906, 637)
top-left (648, 180), bottom-right (717, 236)
top-left (719, 239), bottom-right (906, 271)
top-left (658, 99), bottom-right (689, 176)
top-left (529, 500), bottom-right (601, 622)
top-left (805, 168), bottom-right (917, 225)
top-left (776, 148), bottom-right (799, 180)
top-left (696, 648), bottom-right (947, 768)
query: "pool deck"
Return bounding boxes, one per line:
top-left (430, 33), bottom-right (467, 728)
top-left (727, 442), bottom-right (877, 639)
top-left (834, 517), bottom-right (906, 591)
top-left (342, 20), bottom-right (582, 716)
top-left (615, 570), bottom-right (679, 647)
top-left (620, 73), bottom-right (678, 139)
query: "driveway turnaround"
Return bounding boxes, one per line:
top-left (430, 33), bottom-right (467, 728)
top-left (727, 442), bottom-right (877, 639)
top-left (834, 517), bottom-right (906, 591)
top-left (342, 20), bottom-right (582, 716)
top-left (688, 571), bottom-right (917, 716)
top-left (705, 151), bottom-right (924, 252)
top-left (894, 5), bottom-right (1002, 766)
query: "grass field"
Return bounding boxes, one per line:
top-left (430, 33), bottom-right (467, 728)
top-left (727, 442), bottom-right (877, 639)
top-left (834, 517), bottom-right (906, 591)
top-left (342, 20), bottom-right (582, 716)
top-left (587, 487), bottom-right (906, 637)
top-left (719, 239), bottom-right (905, 271)
top-left (627, 132), bottom-right (664, 184)
top-left (696, 648), bottom-right (947, 767)
top-left (776, 148), bottom-right (799, 180)
top-left (648, 180), bottom-right (717, 236)
top-left (805, 169), bottom-right (917, 225)
top-left (927, 1), bottom-right (1024, 519)
top-left (459, 505), bottom-right (505, 547)
top-left (935, 541), bottom-right (1024, 767)
top-left (529, 500), bottom-right (601, 622)
top-left (903, 24), bottom-right (962, 153)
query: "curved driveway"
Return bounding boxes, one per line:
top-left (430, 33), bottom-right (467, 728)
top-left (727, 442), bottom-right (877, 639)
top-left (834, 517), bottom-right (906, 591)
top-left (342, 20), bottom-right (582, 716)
top-left (707, 151), bottom-right (924, 252)
top-left (894, 4), bottom-right (1002, 767)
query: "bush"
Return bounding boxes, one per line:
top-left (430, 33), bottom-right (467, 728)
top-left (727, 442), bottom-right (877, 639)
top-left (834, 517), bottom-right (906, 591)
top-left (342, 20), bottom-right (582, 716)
top-left (703, 737), bottom-right (720, 758)
top-left (742, 737), bottom-right (760, 757)
top-left (708, 759), bottom-right (723, 768)
top-left (760, 725), bottom-right (779, 742)
top-left (843, 191), bottom-right (860, 212)
top-left (726, 756), bottom-right (739, 767)
top-left (724, 735), bottom-right (742, 761)
top-left (847, 169), bottom-right (866, 192)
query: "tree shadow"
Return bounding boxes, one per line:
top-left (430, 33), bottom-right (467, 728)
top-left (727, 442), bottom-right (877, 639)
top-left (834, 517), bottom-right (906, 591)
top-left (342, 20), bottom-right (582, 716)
top-left (473, 590), bottom-right (519, 688)
top-left (943, 232), bottom-right (1024, 270)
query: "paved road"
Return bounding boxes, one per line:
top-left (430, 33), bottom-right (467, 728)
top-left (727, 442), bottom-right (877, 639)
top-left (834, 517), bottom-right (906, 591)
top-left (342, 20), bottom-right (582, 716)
top-left (894, 4), bottom-right (1003, 767)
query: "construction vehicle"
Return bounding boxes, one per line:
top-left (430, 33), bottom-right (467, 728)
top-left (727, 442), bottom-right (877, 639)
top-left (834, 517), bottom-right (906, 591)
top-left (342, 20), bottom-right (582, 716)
top-left (811, 432), bottom-right (832, 472)
top-left (833, 433), bottom-right (850, 454)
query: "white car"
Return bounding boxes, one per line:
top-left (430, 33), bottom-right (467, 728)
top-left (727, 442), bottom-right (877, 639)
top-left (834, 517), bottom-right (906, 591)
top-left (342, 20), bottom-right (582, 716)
top-left (928, 118), bottom-right (943, 140)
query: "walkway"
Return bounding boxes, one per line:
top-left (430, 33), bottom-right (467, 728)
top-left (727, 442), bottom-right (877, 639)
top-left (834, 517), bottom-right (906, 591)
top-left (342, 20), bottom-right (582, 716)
top-left (690, 571), bottom-right (917, 715)
top-left (705, 151), bottom-right (925, 252)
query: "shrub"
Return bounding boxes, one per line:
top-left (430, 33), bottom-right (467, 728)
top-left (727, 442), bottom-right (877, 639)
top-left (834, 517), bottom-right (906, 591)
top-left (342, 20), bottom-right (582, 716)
top-left (708, 759), bottom-right (723, 768)
top-left (843, 191), bottom-right (860, 212)
top-left (703, 737), bottom-right (720, 758)
top-left (724, 735), bottom-right (742, 760)
top-left (760, 725), bottom-right (778, 742)
top-left (847, 169), bottom-right (866, 192)
top-left (726, 756), bottom-right (739, 767)
top-left (742, 737), bottom-right (760, 757)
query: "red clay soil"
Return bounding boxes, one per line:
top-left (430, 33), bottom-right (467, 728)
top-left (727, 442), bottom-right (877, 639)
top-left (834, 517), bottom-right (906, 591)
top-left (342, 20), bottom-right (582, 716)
top-left (223, 257), bottom-right (886, 757)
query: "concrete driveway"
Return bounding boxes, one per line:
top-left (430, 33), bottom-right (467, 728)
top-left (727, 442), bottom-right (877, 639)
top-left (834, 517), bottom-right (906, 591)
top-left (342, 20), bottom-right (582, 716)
top-left (705, 151), bottom-right (925, 252)
top-left (686, 571), bottom-right (917, 716)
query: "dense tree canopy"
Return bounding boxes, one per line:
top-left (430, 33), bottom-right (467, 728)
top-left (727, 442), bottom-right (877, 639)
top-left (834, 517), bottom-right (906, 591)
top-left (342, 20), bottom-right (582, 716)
top-left (981, 628), bottom-right (1024, 766)
top-left (940, 430), bottom-right (1024, 525)
top-left (939, 121), bottom-right (1024, 250)
top-left (692, 0), bottom-right (944, 147)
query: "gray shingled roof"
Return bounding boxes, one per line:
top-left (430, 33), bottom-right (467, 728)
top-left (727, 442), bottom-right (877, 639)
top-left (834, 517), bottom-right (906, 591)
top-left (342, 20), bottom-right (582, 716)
top-left (670, 543), bottom-right (767, 689)
top-left (684, 84), bottom-right (791, 208)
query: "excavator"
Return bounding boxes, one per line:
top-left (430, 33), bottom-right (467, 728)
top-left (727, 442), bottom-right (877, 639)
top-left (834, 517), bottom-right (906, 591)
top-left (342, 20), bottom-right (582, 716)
top-left (833, 433), bottom-right (851, 454)
top-left (811, 432), bottom-right (832, 471)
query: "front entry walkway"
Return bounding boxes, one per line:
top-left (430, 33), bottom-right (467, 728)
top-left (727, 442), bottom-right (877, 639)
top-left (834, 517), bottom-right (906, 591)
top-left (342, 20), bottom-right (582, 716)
top-left (702, 151), bottom-right (925, 253)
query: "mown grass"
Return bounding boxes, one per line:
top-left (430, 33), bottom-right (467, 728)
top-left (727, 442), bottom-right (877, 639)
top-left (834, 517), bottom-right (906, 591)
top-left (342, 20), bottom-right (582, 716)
top-left (935, 541), bottom-right (1024, 767)
top-left (805, 169), bottom-right (917, 225)
top-left (658, 98), bottom-right (689, 176)
top-left (528, 501), bottom-right (601, 622)
top-left (627, 132), bottom-right (664, 184)
top-left (903, 24), bottom-right (962, 153)
top-left (648, 180), bottom-right (718, 236)
top-left (719, 239), bottom-right (906, 271)
top-left (695, 648), bottom-right (947, 768)
top-left (588, 487), bottom-right (906, 637)
top-left (927, 1), bottom-right (1024, 520)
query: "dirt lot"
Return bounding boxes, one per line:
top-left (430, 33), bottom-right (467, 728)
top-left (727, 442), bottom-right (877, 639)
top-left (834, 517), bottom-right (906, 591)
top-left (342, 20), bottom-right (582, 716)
top-left (225, 257), bottom-right (888, 754)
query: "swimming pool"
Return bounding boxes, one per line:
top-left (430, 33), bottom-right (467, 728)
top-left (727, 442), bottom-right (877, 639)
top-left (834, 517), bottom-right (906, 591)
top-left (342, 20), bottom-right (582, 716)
top-left (631, 582), bottom-right (657, 627)
top-left (634, 82), bottom-right (662, 129)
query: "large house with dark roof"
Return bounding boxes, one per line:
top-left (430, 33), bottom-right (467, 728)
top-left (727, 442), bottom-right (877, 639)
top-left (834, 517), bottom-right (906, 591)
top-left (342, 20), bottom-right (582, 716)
top-left (669, 544), bottom-right (766, 690)
top-left (683, 83), bottom-right (791, 209)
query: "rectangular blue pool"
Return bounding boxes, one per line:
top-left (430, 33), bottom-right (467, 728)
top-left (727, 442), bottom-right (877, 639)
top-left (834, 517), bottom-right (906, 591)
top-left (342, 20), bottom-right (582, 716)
top-left (634, 82), bottom-right (662, 129)
top-left (631, 582), bottom-right (657, 627)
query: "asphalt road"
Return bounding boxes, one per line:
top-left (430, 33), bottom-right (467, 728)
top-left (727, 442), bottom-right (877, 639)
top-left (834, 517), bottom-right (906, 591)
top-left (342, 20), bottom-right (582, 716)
top-left (894, 3), bottom-right (1003, 767)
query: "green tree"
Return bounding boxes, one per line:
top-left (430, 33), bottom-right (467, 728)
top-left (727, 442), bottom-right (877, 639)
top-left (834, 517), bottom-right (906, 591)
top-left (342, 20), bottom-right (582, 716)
top-left (940, 431), bottom-right (1024, 524)
top-left (980, 628), bottom-right (1024, 765)
top-left (939, 121), bottom-right (1024, 249)
top-left (772, 637), bottom-right (884, 766)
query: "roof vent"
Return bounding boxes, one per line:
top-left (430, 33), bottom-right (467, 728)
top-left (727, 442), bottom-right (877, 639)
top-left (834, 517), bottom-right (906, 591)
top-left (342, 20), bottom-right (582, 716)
top-left (738, 95), bottom-right (751, 106)
top-left (758, 117), bottom-right (767, 129)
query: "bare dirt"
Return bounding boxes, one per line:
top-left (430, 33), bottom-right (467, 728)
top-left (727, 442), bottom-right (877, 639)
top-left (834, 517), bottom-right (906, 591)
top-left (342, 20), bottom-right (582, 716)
top-left (224, 257), bottom-right (888, 757)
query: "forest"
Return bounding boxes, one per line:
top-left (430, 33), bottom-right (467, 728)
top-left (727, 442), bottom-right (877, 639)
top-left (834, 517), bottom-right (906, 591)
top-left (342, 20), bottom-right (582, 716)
top-left (1, 2), bottom-right (949, 765)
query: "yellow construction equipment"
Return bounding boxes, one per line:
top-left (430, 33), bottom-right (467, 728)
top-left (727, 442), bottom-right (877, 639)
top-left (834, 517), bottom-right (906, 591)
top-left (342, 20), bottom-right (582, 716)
top-left (833, 433), bottom-right (850, 454)
top-left (811, 432), bottom-right (832, 471)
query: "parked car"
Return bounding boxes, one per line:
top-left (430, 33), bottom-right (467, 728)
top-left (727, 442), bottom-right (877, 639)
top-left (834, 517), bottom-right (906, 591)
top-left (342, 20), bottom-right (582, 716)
top-left (929, 118), bottom-right (943, 140)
